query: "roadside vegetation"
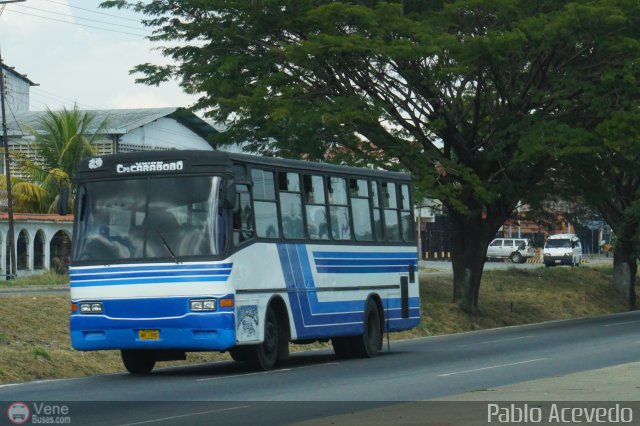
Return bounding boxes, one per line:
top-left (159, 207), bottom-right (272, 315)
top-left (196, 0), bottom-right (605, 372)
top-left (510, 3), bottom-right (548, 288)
top-left (0, 272), bottom-right (68, 288)
top-left (0, 266), bottom-right (628, 384)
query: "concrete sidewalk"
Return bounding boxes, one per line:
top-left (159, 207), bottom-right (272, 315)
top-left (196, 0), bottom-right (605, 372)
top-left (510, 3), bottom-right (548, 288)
top-left (292, 362), bottom-right (640, 425)
top-left (438, 361), bottom-right (640, 401)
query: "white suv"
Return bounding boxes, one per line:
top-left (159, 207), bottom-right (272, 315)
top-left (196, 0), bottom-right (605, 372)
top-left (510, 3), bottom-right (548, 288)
top-left (486, 238), bottom-right (535, 263)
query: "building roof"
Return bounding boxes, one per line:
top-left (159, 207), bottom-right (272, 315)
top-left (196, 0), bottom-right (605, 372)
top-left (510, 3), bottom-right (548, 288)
top-left (5, 107), bottom-right (218, 143)
top-left (0, 62), bottom-right (38, 86)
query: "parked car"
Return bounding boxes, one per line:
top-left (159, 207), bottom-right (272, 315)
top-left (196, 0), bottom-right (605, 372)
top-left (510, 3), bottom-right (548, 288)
top-left (543, 233), bottom-right (582, 267)
top-left (486, 238), bottom-right (535, 263)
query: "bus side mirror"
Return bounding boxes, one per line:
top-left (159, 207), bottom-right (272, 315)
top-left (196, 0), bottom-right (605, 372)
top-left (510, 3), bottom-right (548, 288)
top-left (220, 180), bottom-right (236, 210)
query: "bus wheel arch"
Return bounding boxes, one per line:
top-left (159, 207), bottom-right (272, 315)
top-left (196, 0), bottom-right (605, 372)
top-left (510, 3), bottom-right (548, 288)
top-left (267, 295), bottom-right (291, 362)
top-left (333, 295), bottom-right (384, 359)
top-left (247, 297), bottom-right (290, 370)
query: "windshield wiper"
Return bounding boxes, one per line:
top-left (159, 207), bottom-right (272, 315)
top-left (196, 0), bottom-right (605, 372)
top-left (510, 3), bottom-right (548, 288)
top-left (155, 230), bottom-right (179, 264)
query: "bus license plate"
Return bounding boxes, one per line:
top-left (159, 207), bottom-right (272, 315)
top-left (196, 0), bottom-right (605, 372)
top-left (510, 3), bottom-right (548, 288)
top-left (138, 330), bottom-right (160, 340)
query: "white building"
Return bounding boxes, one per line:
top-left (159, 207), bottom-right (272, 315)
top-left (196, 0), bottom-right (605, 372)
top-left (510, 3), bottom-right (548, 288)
top-left (0, 61), bottom-right (37, 121)
top-left (4, 107), bottom-right (218, 178)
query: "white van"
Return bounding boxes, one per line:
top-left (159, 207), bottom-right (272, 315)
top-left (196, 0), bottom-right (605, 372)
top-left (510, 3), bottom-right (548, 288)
top-left (543, 234), bottom-right (582, 267)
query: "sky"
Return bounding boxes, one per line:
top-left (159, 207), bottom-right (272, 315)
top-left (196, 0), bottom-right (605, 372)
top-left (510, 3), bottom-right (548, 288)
top-left (0, 0), bottom-right (198, 112)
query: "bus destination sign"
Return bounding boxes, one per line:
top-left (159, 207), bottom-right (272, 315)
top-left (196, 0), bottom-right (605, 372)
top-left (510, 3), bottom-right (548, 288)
top-left (116, 160), bottom-right (185, 174)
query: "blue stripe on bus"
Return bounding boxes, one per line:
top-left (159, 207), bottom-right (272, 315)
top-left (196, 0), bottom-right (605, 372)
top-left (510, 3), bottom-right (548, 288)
top-left (71, 269), bottom-right (232, 282)
top-left (312, 251), bottom-right (416, 259)
top-left (70, 263), bottom-right (233, 276)
top-left (314, 259), bottom-right (417, 267)
top-left (70, 275), bottom-right (229, 287)
top-left (277, 244), bottom-right (419, 339)
top-left (316, 266), bottom-right (413, 274)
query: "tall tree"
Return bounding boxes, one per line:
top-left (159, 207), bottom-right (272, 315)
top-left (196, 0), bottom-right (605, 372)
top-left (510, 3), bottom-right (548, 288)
top-left (5, 106), bottom-right (108, 213)
top-left (566, 114), bottom-right (640, 309)
top-left (102, 0), bottom-right (640, 312)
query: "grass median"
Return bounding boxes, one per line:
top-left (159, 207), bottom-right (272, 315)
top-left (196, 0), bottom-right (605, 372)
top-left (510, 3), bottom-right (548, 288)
top-left (0, 265), bottom-right (626, 384)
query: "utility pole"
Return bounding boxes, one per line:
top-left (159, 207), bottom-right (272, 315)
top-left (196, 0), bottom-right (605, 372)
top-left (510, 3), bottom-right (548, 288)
top-left (0, 1), bottom-right (27, 279)
top-left (0, 51), bottom-right (17, 279)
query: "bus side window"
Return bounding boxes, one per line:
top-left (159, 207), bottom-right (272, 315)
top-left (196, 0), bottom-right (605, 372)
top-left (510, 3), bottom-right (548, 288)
top-left (304, 175), bottom-right (329, 240)
top-left (371, 181), bottom-right (384, 241)
top-left (329, 177), bottom-right (352, 241)
top-left (350, 179), bottom-right (373, 241)
top-left (251, 168), bottom-right (281, 239)
top-left (279, 172), bottom-right (304, 239)
top-left (382, 182), bottom-right (401, 241)
top-left (233, 185), bottom-right (254, 245)
top-left (400, 184), bottom-right (415, 242)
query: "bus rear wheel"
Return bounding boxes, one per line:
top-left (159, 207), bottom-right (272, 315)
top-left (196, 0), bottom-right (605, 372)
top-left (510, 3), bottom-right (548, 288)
top-left (248, 306), bottom-right (280, 370)
top-left (352, 299), bottom-right (383, 358)
top-left (121, 350), bottom-right (156, 374)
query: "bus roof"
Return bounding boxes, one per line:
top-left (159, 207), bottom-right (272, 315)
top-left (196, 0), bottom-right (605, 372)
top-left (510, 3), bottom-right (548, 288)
top-left (76, 150), bottom-right (411, 182)
top-left (226, 152), bottom-right (410, 181)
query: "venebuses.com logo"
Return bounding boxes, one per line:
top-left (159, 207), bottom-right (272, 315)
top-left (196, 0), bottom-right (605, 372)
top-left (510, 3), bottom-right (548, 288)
top-left (6, 401), bottom-right (71, 424)
top-left (7, 402), bottom-right (30, 424)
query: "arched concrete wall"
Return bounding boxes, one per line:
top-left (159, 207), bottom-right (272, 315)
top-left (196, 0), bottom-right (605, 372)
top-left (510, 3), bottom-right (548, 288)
top-left (0, 219), bottom-right (73, 278)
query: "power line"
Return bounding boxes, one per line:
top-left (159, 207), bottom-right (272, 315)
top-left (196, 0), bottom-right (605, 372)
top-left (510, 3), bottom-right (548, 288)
top-left (5, 98), bottom-right (25, 134)
top-left (3, 9), bottom-right (149, 37)
top-left (12, 3), bottom-right (149, 32)
top-left (43, 0), bottom-right (142, 23)
top-left (32, 88), bottom-right (99, 110)
top-left (30, 93), bottom-right (94, 111)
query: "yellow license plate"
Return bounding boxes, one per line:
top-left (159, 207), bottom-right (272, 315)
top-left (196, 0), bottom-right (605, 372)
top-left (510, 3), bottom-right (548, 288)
top-left (138, 329), bottom-right (160, 340)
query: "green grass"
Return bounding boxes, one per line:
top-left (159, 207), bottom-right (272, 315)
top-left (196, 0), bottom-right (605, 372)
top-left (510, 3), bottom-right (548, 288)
top-left (407, 265), bottom-right (625, 338)
top-left (0, 266), bottom-right (629, 384)
top-left (0, 272), bottom-right (68, 288)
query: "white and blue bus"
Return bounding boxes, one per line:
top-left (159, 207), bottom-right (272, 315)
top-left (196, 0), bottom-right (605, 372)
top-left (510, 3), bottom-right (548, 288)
top-left (70, 151), bottom-right (420, 373)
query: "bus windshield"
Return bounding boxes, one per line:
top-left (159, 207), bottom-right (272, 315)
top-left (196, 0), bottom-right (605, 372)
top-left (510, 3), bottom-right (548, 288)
top-left (73, 176), bottom-right (225, 263)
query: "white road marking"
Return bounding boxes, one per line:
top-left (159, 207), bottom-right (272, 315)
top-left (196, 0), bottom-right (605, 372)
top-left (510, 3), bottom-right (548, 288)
top-left (196, 368), bottom-right (292, 382)
top-left (437, 358), bottom-right (547, 377)
top-left (0, 377), bottom-right (79, 388)
top-left (291, 362), bottom-right (340, 370)
top-left (604, 321), bottom-right (640, 327)
top-left (116, 406), bottom-right (248, 426)
top-left (458, 335), bottom-right (534, 348)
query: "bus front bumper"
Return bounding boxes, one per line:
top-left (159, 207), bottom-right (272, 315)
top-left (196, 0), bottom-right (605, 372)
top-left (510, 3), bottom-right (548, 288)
top-left (70, 313), bottom-right (236, 351)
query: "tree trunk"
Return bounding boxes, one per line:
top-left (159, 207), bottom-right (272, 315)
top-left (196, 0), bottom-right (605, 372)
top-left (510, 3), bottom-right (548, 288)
top-left (612, 238), bottom-right (637, 310)
top-left (449, 211), bottom-right (503, 314)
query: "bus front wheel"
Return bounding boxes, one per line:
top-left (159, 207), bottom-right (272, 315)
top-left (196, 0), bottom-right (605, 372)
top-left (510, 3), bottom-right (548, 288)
top-left (121, 350), bottom-right (156, 374)
top-left (248, 306), bottom-right (280, 370)
top-left (331, 336), bottom-right (353, 359)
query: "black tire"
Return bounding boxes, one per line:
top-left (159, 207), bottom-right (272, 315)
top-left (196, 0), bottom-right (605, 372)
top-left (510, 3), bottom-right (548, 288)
top-left (331, 336), bottom-right (353, 359)
top-left (247, 306), bottom-right (280, 370)
top-left (121, 350), bottom-right (156, 374)
top-left (510, 252), bottom-right (522, 264)
top-left (228, 346), bottom-right (252, 362)
top-left (352, 299), bottom-right (382, 358)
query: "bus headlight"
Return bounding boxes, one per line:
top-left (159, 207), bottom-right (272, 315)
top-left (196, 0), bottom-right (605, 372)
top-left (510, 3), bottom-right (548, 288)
top-left (79, 302), bottom-right (103, 314)
top-left (190, 299), bottom-right (216, 312)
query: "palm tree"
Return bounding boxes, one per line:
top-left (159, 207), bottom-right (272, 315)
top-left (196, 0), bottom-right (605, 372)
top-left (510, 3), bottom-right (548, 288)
top-left (3, 105), bottom-right (108, 213)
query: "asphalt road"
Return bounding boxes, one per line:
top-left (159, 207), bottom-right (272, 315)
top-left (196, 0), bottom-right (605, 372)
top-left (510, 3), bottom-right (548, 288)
top-left (2, 309), bottom-right (639, 425)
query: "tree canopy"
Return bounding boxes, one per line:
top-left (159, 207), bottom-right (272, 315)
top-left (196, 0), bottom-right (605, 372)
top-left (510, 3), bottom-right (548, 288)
top-left (102, 0), bottom-right (640, 312)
